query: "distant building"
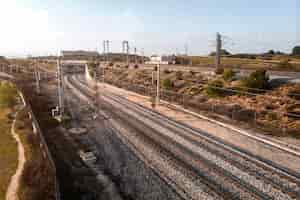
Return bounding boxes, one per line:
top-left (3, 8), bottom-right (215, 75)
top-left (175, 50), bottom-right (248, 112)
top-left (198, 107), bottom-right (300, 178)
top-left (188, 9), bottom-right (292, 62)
top-left (61, 50), bottom-right (100, 58)
top-left (146, 55), bottom-right (176, 65)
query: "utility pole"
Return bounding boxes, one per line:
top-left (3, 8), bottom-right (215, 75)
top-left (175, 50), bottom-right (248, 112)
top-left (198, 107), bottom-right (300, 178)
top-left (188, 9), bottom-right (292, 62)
top-left (102, 62), bottom-right (105, 84)
top-left (215, 32), bottom-right (222, 69)
top-left (185, 43), bottom-right (188, 56)
top-left (156, 63), bottom-right (160, 105)
top-left (134, 47), bottom-right (137, 64)
top-left (57, 58), bottom-right (64, 117)
top-left (122, 41), bottom-right (125, 62)
top-left (185, 43), bottom-right (189, 66)
top-left (34, 61), bottom-right (40, 94)
top-left (103, 40), bottom-right (107, 62)
top-left (93, 62), bottom-right (100, 118)
top-left (122, 41), bottom-right (129, 65)
top-left (126, 42), bottom-right (129, 65)
top-left (141, 48), bottom-right (144, 64)
top-left (106, 40), bottom-right (110, 63)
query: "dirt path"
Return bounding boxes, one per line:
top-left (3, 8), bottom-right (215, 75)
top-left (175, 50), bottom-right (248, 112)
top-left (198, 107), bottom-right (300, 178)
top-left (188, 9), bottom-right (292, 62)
top-left (5, 109), bottom-right (26, 200)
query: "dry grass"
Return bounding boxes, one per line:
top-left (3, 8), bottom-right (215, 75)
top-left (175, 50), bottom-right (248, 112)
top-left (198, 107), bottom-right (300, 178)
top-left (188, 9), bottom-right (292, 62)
top-left (0, 108), bottom-right (18, 200)
top-left (189, 56), bottom-right (300, 71)
top-left (16, 109), bottom-right (55, 200)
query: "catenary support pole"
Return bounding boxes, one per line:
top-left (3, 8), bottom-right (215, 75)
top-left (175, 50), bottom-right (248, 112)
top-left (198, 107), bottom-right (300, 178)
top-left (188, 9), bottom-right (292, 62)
top-left (215, 32), bottom-right (222, 69)
top-left (156, 63), bottom-right (160, 105)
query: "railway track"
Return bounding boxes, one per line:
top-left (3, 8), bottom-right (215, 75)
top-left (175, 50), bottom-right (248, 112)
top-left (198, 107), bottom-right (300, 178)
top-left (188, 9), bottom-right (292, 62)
top-left (66, 76), bottom-right (224, 200)
top-left (68, 75), bottom-right (300, 200)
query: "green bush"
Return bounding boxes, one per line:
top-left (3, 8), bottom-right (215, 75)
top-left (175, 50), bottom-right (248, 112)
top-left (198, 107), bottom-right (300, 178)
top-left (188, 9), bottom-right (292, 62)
top-left (109, 62), bottom-right (114, 67)
top-left (292, 46), bottom-right (300, 55)
top-left (215, 67), bottom-right (224, 75)
top-left (134, 64), bottom-right (139, 69)
top-left (163, 69), bottom-right (171, 74)
top-left (222, 69), bottom-right (235, 81)
top-left (0, 82), bottom-right (17, 108)
top-left (162, 78), bottom-right (173, 90)
top-left (205, 79), bottom-right (224, 97)
top-left (87, 62), bottom-right (97, 77)
top-left (241, 69), bottom-right (269, 90)
top-left (278, 59), bottom-right (294, 69)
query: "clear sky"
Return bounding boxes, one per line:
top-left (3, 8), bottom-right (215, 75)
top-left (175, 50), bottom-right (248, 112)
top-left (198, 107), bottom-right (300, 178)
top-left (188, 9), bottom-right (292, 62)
top-left (0, 0), bottom-right (298, 57)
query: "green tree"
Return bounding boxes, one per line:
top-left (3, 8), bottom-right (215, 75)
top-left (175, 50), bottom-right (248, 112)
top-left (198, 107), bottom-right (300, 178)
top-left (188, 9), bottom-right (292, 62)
top-left (267, 50), bottom-right (275, 55)
top-left (162, 78), bottom-right (173, 90)
top-left (292, 46), bottom-right (300, 55)
top-left (209, 49), bottom-right (231, 56)
top-left (205, 79), bottom-right (225, 97)
top-left (241, 69), bottom-right (269, 91)
top-left (0, 82), bottom-right (17, 108)
top-left (222, 69), bottom-right (236, 81)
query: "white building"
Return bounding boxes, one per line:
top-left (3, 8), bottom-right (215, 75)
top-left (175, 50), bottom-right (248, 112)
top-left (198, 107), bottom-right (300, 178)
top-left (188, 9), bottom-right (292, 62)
top-left (146, 55), bottom-right (176, 65)
top-left (61, 50), bottom-right (100, 58)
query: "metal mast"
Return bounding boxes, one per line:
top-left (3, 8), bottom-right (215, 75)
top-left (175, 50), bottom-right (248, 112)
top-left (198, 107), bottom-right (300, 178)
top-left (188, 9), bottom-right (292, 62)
top-left (93, 62), bottom-right (100, 117)
top-left (141, 48), bottom-right (144, 64)
top-left (185, 43), bottom-right (188, 56)
top-left (156, 63), bottom-right (160, 105)
top-left (134, 47), bottom-right (137, 64)
top-left (103, 40), bottom-right (106, 62)
top-left (106, 40), bottom-right (110, 62)
top-left (34, 61), bottom-right (40, 94)
top-left (122, 41), bottom-right (129, 64)
top-left (215, 32), bottom-right (222, 69)
top-left (57, 58), bottom-right (64, 117)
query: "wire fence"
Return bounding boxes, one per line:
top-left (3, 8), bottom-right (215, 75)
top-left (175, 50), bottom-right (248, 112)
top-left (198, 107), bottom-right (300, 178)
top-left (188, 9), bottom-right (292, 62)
top-left (104, 78), bottom-right (300, 137)
top-left (106, 66), bottom-right (300, 100)
top-left (27, 104), bottom-right (61, 200)
top-left (1, 66), bottom-right (61, 200)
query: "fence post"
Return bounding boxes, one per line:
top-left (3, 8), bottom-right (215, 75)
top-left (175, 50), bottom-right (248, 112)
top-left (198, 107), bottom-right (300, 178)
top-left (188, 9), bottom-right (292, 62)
top-left (282, 123), bottom-right (287, 136)
top-left (254, 110), bottom-right (257, 126)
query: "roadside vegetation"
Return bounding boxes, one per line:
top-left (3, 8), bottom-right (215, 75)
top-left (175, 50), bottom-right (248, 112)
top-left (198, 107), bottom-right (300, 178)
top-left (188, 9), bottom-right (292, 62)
top-left (0, 82), bottom-right (18, 108)
top-left (101, 67), bottom-right (300, 138)
top-left (205, 79), bottom-right (225, 97)
top-left (188, 52), bottom-right (300, 72)
top-left (222, 69), bottom-right (236, 82)
top-left (0, 81), bottom-right (18, 200)
top-left (87, 61), bottom-right (99, 77)
top-left (240, 69), bottom-right (269, 91)
top-left (16, 109), bottom-right (56, 200)
top-left (0, 80), bottom-right (55, 200)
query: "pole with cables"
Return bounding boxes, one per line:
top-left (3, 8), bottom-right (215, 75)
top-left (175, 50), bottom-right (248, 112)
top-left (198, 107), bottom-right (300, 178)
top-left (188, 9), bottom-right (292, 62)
top-left (57, 58), bottom-right (64, 117)
top-left (103, 40), bottom-right (106, 63)
top-left (134, 47), bottom-right (137, 64)
top-left (215, 32), bottom-right (222, 69)
top-left (106, 40), bottom-right (110, 63)
top-left (34, 61), bottom-right (40, 94)
top-left (156, 63), bottom-right (160, 105)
